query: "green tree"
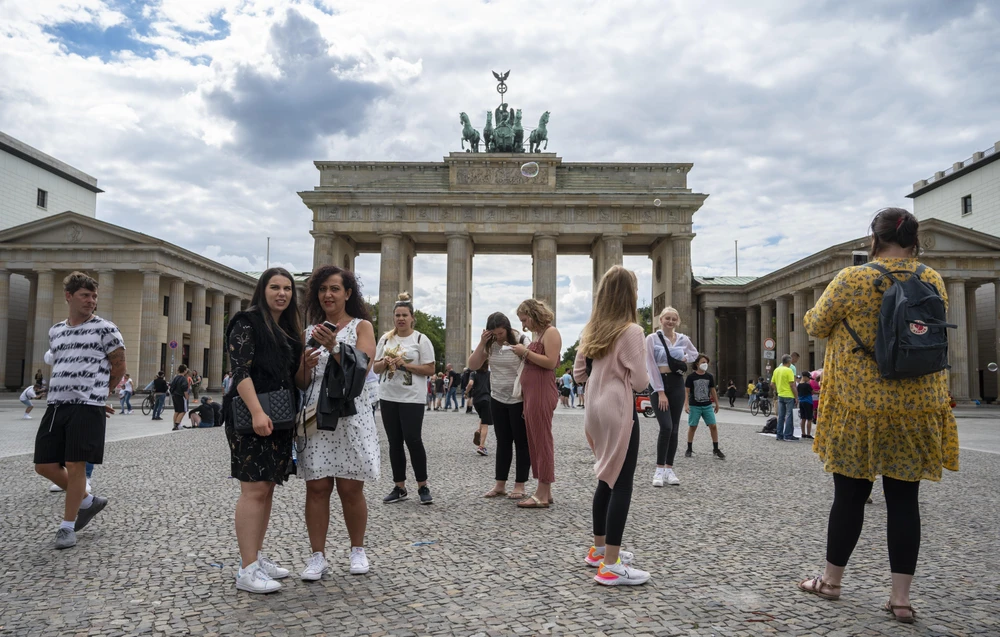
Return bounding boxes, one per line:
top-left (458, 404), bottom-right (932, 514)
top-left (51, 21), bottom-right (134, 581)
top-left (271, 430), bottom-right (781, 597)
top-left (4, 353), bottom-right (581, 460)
top-left (555, 338), bottom-right (580, 377)
top-left (638, 301), bottom-right (653, 336)
top-left (366, 299), bottom-right (379, 335)
top-left (414, 310), bottom-right (446, 371)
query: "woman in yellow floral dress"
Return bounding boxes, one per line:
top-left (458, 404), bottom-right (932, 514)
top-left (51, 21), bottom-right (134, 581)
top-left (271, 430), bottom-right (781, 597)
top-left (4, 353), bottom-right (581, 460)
top-left (797, 208), bottom-right (959, 624)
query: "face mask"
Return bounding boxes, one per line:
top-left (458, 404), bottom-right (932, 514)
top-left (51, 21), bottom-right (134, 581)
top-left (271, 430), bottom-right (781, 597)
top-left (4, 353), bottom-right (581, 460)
top-left (698, 363), bottom-right (709, 371)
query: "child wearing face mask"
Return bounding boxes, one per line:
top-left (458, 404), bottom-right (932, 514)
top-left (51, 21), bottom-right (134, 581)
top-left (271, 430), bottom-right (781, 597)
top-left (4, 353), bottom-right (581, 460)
top-left (683, 354), bottom-right (724, 459)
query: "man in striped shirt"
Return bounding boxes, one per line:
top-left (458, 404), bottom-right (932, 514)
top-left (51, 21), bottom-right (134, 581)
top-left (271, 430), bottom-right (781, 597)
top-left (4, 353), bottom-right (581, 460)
top-left (33, 271), bottom-right (127, 550)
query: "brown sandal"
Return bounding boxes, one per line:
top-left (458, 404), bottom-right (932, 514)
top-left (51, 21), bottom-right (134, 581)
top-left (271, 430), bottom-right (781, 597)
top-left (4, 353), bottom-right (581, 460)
top-left (797, 575), bottom-right (841, 600)
top-left (507, 491), bottom-right (526, 500)
top-left (483, 488), bottom-right (506, 498)
top-left (517, 495), bottom-right (550, 509)
top-left (883, 601), bottom-right (916, 623)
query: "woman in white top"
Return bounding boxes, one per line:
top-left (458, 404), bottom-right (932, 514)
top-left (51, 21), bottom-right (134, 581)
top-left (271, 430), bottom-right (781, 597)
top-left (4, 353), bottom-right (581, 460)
top-left (468, 312), bottom-right (531, 500)
top-left (643, 306), bottom-right (698, 487)
top-left (119, 374), bottom-right (134, 414)
top-left (296, 265), bottom-right (378, 580)
top-left (373, 292), bottom-right (437, 505)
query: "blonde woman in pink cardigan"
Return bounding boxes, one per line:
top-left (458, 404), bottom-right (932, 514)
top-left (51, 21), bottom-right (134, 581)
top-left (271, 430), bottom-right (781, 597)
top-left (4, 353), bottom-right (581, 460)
top-left (574, 266), bottom-right (651, 586)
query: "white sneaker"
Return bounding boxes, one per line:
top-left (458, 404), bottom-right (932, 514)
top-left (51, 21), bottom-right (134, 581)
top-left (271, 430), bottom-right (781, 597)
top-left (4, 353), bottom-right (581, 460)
top-left (300, 552), bottom-right (329, 581)
top-left (86, 480), bottom-right (92, 493)
top-left (22, 414), bottom-right (32, 419)
top-left (665, 468), bottom-right (680, 486)
top-left (256, 551), bottom-right (289, 579)
top-left (349, 547), bottom-right (370, 575)
top-left (594, 560), bottom-right (650, 586)
top-left (652, 469), bottom-right (664, 487)
top-left (235, 562), bottom-right (281, 594)
top-left (49, 483), bottom-right (64, 493)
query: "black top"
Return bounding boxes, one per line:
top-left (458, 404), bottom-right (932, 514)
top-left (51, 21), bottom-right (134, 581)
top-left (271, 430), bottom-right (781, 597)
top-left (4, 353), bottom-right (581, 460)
top-left (224, 310), bottom-right (302, 425)
top-left (153, 377), bottom-right (169, 393)
top-left (190, 401), bottom-right (222, 424)
top-left (685, 372), bottom-right (715, 407)
top-left (470, 370), bottom-right (491, 403)
top-left (169, 374), bottom-right (187, 396)
top-left (434, 377), bottom-right (445, 392)
top-left (797, 382), bottom-right (813, 400)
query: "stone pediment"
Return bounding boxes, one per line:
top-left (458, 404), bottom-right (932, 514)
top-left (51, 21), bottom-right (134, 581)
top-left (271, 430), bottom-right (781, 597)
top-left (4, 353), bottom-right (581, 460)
top-left (918, 219), bottom-right (1000, 253)
top-left (0, 211), bottom-right (157, 247)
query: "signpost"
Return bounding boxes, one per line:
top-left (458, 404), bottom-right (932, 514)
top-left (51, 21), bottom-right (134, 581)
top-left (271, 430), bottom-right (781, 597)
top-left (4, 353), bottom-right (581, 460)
top-left (763, 337), bottom-right (776, 351)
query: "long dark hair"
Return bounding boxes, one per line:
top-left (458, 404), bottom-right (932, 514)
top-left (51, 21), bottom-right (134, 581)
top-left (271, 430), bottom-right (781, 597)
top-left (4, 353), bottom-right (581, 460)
top-left (248, 267), bottom-right (302, 345)
top-left (868, 207), bottom-right (920, 259)
top-left (486, 312), bottom-right (518, 346)
top-left (304, 265), bottom-right (371, 325)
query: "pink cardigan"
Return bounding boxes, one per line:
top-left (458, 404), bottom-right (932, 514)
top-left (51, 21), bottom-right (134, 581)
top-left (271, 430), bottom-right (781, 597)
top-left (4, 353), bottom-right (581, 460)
top-left (573, 324), bottom-right (649, 488)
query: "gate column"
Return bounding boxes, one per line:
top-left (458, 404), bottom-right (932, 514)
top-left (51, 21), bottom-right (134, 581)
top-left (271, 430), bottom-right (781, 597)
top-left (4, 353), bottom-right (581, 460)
top-left (532, 233), bottom-right (558, 325)
top-left (446, 233), bottom-right (473, 369)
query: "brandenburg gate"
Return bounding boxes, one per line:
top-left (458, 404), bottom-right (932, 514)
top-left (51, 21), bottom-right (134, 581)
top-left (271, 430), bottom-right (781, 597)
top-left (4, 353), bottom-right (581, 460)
top-left (299, 152), bottom-right (707, 367)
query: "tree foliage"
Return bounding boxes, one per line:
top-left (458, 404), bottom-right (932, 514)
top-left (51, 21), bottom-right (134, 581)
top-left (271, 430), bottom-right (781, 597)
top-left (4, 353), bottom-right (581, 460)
top-left (555, 338), bottom-right (580, 377)
top-left (638, 302), bottom-right (654, 336)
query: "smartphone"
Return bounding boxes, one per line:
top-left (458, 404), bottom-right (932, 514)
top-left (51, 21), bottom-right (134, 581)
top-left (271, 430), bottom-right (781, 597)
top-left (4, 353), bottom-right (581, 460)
top-left (306, 321), bottom-right (338, 348)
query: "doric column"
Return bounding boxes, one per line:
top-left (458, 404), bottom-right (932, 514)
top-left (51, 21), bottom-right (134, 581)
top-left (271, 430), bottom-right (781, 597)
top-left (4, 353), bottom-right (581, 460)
top-left (167, 278), bottom-right (186, 369)
top-left (311, 232), bottom-right (334, 270)
top-left (792, 290), bottom-right (810, 366)
top-left (760, 300), bottom-right (774, 378)
top-left (745, 305), bottom-right (760, 385)
top-left (446, 233), bottom-right (472, 369)
top-left (650, 237), bottom-right (673, 316)
top-left (812, 285), bottom-right (827, 369)
top-left (0, 269), bottom-right (9, 388)
top-left (378, 233), bottom-right (402, 335)
top-left (775, 296), bottom-right (790, 360)
top-left (532, 233), bottom-right (558, 324)
top-left (97, 270), bottom-right (115, 323)
top-left (702, 304), bottom-right (717, 378)
top-left (591, 234), bottom-right (624, 300)
top-left (946, 280), bottom-right (969, 401)
top-left (31, 270), bottom-right (55, 381)
top-left (139, 271), bottom-right (162, 384)
top-left (228, 297), bottom-right (243, 326)
top-left (209, 291), bottom-right (225, 390)
top-left (189, 284), bottom-right (207, 377)
top-left (398, 236), bottom-right (415, 302)
top-left (670, 233), bottom-right (695, 328)
top-left (966, 283), bottom-right (980, 401)
top-left (23, 275), bottom-right (37, 386)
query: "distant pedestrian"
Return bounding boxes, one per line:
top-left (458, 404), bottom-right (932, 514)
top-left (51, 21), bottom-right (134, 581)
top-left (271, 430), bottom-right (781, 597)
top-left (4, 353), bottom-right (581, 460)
top-left (20, 384), bottom-right (46, 419)
top-left (771, 355), bottom-right (798, 441)
top-left (798, 373), bottom-right (814, 439)
top-left (444, 364), bottom-right (461, 411)
top-left (33, 271), bottom-right (123, 549)
top-left (725, 380), bottom-right (737, 407)
top-left (434, 373), bottom-right (445, 410)
top-left (459, 366), bottom-right (472, 412)
top-left (684, 354), bottom-right (724, 459)
top-left (467, 364), bottom-right (492, 456)
top-left (222, 371), bottom-right (232, 396)
top-left (187, 396), bottom-right (221, 428)
top-left (559, 370), bottom-right (573, 408)
top-left (34, 368), bottom-right (44, 387)
top-left (190, 369), bottom-right (201, 400)
top-left (574, 265), bottom-right (651, 586)
top-left (169, 365), bottom-right (189, 431)
top-left (118, 374), bottom-right (133, 414)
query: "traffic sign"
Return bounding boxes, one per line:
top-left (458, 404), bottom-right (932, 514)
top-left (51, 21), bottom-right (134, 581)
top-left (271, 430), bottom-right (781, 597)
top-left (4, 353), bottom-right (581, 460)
top-left (169, 340), bottom-right (178, 349)
top-left (763, 351), bottom-right (775, 360)
top-left (763, 337), bottom-right (776, 351)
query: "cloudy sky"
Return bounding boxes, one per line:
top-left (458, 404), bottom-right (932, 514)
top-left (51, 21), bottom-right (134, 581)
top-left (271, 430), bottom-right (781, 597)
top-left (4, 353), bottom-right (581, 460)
top-left (3, 0), bottom-right (999, 352)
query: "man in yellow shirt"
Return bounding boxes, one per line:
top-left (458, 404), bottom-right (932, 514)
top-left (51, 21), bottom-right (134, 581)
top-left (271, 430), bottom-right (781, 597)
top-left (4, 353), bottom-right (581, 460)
top-left (770, 355), bottom-right (799, 441)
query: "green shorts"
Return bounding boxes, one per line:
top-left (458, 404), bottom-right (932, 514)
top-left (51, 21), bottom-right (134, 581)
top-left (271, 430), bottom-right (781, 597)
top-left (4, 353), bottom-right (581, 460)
top-left (687, 404), bottom-right (717, 427)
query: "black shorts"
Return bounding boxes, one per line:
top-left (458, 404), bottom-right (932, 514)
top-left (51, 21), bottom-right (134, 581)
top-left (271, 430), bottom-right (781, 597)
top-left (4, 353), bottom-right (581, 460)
top-left (474, 401), bottom-right (493, 426)
top-left (559, 386), bottom-right (571, 397)
top-left (799, 402), bottom-right (814, 421)
top-left (34, 404), bottom-right (107, 465)
top-left (172, 394), bottom-right (186, 413)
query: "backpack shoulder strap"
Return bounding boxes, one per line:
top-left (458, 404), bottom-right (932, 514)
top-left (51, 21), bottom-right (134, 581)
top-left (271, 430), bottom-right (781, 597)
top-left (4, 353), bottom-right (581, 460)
top-left (842, 319), bottom-right (875, 359)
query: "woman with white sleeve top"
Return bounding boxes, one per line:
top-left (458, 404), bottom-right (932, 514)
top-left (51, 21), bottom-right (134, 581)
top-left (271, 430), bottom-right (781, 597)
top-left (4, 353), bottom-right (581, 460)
top-left (644, 306), bottom-right (698, 487)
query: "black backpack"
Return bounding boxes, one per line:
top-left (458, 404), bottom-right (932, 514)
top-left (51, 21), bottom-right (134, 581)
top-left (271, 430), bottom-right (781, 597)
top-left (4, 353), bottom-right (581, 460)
top-left (761, 416), bottom-right (777, 434)
top-left (842, 263), bottom-right (956, 379)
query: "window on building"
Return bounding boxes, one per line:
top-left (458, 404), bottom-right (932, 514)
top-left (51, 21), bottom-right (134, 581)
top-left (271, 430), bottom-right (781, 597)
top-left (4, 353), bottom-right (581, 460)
top-left (205, 307), bottom-right (212, 325)
top-left (36, 189), bottom-right (48, 209)
top-left (962, 195), bottom-right (972, 216)
top-left (163, 296), bottom-right (170, 317)
top-left (186, 302), bottom-right (193, 321)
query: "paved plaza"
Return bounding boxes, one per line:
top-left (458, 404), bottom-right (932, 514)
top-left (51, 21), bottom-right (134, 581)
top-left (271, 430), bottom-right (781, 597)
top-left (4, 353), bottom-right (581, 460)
top-left (1, 397), bottom-right (998, 636)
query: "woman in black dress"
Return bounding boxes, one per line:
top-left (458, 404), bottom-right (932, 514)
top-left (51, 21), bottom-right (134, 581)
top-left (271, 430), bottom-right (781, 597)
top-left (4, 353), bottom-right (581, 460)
top-left (225, 268), bottom-right (316, 594)
top-left (726, 380), bottom-right (737, 408)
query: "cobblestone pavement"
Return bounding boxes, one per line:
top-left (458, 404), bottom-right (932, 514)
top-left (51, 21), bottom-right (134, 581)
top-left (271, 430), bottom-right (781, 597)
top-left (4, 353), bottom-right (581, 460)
top-left (1, 404), bottom-right (998, 636)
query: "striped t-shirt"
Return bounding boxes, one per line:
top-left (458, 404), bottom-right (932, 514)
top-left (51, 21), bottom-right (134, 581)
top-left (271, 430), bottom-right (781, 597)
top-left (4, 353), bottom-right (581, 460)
top-left (47, 315), bottom-right (125, 406)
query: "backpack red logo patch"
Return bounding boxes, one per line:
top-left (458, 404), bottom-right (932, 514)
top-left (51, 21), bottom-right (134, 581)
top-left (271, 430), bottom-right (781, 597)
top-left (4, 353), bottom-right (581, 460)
top-left (910, 321), bottom-right (928, 335)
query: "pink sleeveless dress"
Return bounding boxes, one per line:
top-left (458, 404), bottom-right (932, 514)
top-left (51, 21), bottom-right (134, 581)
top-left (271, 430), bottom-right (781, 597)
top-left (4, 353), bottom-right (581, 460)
top-left (520, 337), bottom-right (559, 483)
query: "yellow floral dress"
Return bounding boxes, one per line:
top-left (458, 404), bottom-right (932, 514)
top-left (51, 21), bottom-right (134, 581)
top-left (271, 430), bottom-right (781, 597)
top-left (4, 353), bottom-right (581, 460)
top-left (804, 257), bottom-right (959, 482)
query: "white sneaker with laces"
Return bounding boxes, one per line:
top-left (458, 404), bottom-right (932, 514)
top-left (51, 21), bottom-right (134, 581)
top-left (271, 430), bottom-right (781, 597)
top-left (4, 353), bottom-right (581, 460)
top-left (594, 560), bottom-right (650, 586)
top-left (22, 414), bottom-right (32, 419)
top-left (349, 547), bottom-right (370, 574)
top-left (652, 469), bottom-right (664, 487)
top-left (256, 551), bottom-right (289, 579)
top-left (236, 562), bottom-right (281, 594)
top-left (665, 468), bottom-right (680, 486)
top-left (300, 552), bottom-right (329, 581)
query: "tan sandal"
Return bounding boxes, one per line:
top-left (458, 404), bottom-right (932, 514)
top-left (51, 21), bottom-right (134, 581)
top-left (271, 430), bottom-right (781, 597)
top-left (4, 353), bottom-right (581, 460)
top-left (483, 488), bottom-right (506, 498)
top-left (883, 600), bottom-right (916, 623)
top-left (797, 575), bottom-right (841, 600)
top-left (516, 495), bottom-right (550, 509)
top-left (507, 491), bottom-right (526, 500)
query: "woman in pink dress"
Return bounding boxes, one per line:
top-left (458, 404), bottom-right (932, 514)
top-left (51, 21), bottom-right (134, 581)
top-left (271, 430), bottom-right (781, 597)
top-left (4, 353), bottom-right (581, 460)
top-left (512, 299), bottom-right (561, 508)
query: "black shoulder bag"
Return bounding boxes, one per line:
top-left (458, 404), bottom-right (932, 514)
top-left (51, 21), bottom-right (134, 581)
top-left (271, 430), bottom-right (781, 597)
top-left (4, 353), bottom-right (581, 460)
top-left (233, 389), bottom-right (296, 434)
top-left (656, 331), bottom-right (689, 375)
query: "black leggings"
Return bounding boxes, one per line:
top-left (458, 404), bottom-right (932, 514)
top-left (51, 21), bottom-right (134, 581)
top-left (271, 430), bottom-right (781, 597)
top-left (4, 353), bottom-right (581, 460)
top-left (380, 401), bottom-right (428, 484)
top-left (827, 473), bottom-right (921, 575)
top-left (593, 412), bottom-right (640, 546)
top-left (652, 373), bottom-right (684, 466)
top-left (491, 398), bottom-right (530, 484)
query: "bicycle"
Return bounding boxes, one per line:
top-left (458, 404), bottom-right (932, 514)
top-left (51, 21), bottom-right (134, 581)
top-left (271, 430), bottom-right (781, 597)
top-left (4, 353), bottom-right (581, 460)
top-left (751, 395), bottom-right (771, 417)
top-left (141, 392), bottom-right (155, 416)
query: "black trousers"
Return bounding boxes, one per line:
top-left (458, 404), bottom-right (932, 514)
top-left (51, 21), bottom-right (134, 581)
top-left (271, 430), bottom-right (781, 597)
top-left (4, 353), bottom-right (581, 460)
top-left (652, 373), bottom-right (685, 466)
top-left (380, 400), bottom-right (428, 484)
top-left (827, 473), bottom-right (921, 575)
top-left (593, 412), bottom-right (640, 546)
top-left (490, 398), bottom-right (530, 483)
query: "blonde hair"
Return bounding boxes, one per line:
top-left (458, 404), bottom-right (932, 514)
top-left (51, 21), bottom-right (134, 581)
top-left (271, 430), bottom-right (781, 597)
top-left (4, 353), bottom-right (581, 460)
top-left (656, 305), bottom-right (681, 324)
top-left (579, 266), bottom-right (638, 360)
top-left (516, 298), bottom-right (554, 331)
top-left (384, 292), bottom-right (415, 340)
